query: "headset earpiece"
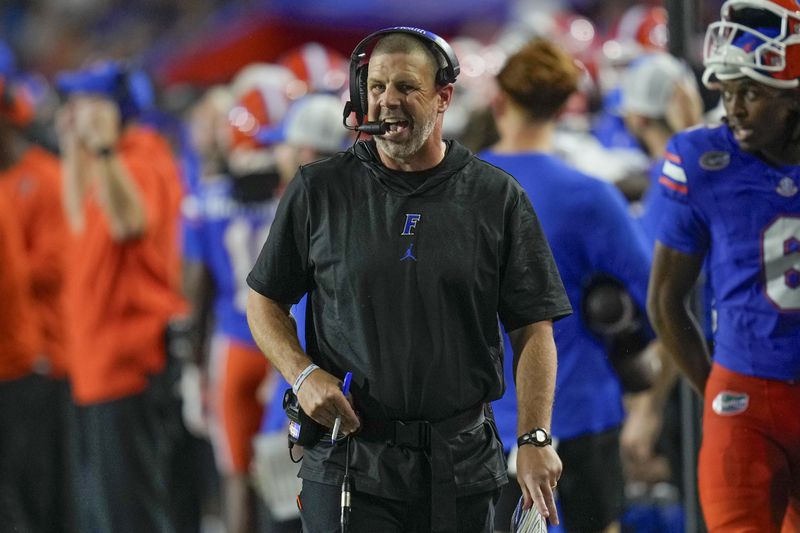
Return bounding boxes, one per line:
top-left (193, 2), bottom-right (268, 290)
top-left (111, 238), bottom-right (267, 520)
top-left (435, 70), bottom-right (449, 88)
top-left (357, 65), bottom-right (369, 123)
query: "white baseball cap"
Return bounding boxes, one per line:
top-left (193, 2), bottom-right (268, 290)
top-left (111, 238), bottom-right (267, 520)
top-left (619, 52), bottom-right (695, 118)
top-left (282, 93), bottom-right (350, 154)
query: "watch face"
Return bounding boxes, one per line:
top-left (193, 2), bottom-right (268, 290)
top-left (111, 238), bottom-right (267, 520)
top-left (534, 429), bottom-right (547, 443)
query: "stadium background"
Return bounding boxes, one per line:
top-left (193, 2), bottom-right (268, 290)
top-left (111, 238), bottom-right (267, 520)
top-left (0, 0), bottom-right (727, 532)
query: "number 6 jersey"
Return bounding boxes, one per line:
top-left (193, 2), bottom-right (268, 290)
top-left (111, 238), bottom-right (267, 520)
top-left (657, 124), bottom-right (800, 381)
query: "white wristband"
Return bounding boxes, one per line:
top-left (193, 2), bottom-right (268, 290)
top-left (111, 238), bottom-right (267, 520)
top-left (292, 363), bottom-right (320, 395)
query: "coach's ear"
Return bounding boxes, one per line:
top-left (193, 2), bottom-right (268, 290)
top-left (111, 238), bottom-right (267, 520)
top-left (436, 83), bottom-right (454, 113)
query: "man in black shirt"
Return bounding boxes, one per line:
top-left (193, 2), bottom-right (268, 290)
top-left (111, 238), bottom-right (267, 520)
top-left (246, 27), bottom-right (572, 533)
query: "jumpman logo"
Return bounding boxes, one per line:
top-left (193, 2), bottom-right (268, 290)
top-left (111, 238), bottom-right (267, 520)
top-left (400, 243), bottom-right (417, 262)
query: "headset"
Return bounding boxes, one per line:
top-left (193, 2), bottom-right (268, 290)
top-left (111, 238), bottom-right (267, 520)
top-left (342, 26), bottom-right (460, 135)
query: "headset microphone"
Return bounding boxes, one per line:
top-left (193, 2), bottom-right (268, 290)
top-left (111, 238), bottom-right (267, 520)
top-left (342, 100), bottom-right (388, 135)
top-left (356, 121), bottom-right (387, 135)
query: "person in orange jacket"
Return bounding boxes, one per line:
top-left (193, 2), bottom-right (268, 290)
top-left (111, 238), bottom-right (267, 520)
top-left (0, 40), bottom-right (71, 533)
top-left (56, 60), bottom-right (186, 533)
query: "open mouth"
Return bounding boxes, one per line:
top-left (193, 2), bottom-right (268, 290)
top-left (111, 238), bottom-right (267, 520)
top-left (381, 118), bottom-right (410, 136)
top-left (731, 125), bottom-right (753, 142)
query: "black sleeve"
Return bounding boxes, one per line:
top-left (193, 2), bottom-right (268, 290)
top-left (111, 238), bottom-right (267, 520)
top-left (246, 171), bottom-right (311, 304)
top-left (498, 191), bottom-right (572, 331)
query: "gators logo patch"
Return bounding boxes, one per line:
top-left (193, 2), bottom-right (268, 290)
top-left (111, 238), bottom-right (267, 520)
top-left (776, 176), bottom-right (798, 198)
top-left (699, 151), bottom-right (730, 171)
top-left (712, 390), bottom-right (749, 416)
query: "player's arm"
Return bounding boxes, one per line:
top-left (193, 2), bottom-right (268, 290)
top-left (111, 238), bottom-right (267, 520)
top-left (620, 341), bottom-right (678, 465)
top-left (246, 289), bottom-right (359, 434)
top-left (647, 242), bottom-right (711, 396)
top-left (180, 260), bottom-right (215, 366)
top-left (509, 319), bottom-right (561, 525)
top-left (89, 101), bottom-right (146, 241)
top-left (76, 97), bottom-right (145, 241)
top-left (92, 147), bottom-right (146, 240)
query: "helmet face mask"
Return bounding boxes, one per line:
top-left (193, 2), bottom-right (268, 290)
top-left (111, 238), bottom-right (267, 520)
top-left (703, 0), bottom-right (800, 88)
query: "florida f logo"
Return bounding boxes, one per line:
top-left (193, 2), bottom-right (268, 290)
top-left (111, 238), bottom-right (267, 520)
top-left (401, 214), bottom-right (421, 236)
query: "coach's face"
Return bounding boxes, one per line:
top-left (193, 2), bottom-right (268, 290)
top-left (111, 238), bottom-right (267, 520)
top-left (367, 50), bottom-right (451, 164)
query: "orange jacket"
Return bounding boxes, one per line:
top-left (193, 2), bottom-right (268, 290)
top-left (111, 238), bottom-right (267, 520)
top-left (65, 126), bottom-right (186, 404)
top-left (0, 190), bottom-right (39, 380)
top-left (0, 146), bottom-right (69, 377)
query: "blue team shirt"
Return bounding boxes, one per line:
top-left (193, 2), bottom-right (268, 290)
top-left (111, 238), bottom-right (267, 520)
top-left (638, 159), bottom-right (667, 247)
top-left (639, 158), bottom-right (717, 340)
top-left (657, 125), bottom-right (800, 381)
top-left (480, 151), bottom-right (652, 443)
top-left (182, 178), bottom-right (279, 346)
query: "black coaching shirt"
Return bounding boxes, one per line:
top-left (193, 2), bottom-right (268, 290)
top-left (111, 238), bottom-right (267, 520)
top-left (247, 140), bottom-right (571, 498)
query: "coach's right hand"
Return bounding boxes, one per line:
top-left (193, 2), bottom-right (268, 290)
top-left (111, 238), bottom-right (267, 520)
top-left (297, 370), bottom-right (361, 435)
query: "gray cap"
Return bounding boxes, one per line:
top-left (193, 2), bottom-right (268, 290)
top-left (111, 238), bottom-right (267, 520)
top-left (619, 53), bottom-right (695, 118)
top-left (284, 93), bottom-right (350, 154)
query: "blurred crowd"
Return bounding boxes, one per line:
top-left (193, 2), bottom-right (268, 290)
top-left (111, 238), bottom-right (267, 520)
top-left (0, 0), bottom-right (721, 532)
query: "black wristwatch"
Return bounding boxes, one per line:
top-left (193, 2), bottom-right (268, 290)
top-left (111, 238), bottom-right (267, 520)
top-left (517, 427), bottom-right (552, 448)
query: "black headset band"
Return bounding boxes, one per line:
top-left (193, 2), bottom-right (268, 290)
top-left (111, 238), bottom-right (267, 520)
top-left (349, 26), bottom-right (460, 84)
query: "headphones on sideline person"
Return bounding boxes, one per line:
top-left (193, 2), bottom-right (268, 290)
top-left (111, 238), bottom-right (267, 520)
top-left (343, 26), bottom-right (460, 134)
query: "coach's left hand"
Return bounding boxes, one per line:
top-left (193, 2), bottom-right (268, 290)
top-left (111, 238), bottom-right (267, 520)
top-left (516, 444), bottom-right (561, 525)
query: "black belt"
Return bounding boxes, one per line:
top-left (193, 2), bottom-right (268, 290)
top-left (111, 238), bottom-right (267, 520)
top-left (357, 404), bottom-right (487, 533)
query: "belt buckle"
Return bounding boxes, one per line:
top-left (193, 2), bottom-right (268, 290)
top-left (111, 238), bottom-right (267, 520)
top-left (394, 420), bottom-right (430, 450)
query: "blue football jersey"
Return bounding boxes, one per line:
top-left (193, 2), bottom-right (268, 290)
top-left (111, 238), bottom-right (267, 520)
top-left (182, 178), bottom-right (279, 346)
top-left (638, 159), bottom-right (716, 340)
top-left (480, 151), bottom-right (652, 443)
top-left (657, 125), bottom-right (800, 381)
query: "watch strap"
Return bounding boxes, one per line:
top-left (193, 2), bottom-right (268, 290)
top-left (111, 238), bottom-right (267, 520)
top-left (517, 427), bottom-right (552, 448)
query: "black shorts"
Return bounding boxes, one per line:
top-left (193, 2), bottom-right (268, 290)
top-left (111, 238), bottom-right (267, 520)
top-left (0, 373), bottom-right (52, 531)
top-left (70, 380), bottom-right (177, 533)
top-left (494, 427), bottom-right (624, 533)
top-left (557, 426), bottom-right (624, 532)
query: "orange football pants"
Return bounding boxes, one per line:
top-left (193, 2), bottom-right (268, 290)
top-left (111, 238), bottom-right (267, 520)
top-left (699, 363), bottom-right (800, 533)
top-left (209, 336), bottom-right (271, 474)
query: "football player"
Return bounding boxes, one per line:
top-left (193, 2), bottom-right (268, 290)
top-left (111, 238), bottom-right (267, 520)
top-left (180, 64), bottom-right (294, 533)
top-left (647, 1), bottom-right (800, 530)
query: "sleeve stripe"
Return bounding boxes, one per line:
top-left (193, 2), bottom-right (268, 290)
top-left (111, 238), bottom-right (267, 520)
top-left (665, 151), bottom-right (682, 164)
top-left (659, 175), bottom-right (688, 195)
top-left (662, 160), bottom-right (687, 183)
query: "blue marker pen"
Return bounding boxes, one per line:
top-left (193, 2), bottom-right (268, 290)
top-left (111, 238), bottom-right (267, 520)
top-left (331, 371), bottom-right (352, 443)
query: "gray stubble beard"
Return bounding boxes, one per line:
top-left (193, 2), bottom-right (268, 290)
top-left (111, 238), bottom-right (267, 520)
top-left (374, 109), bottom-right (437, 162)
